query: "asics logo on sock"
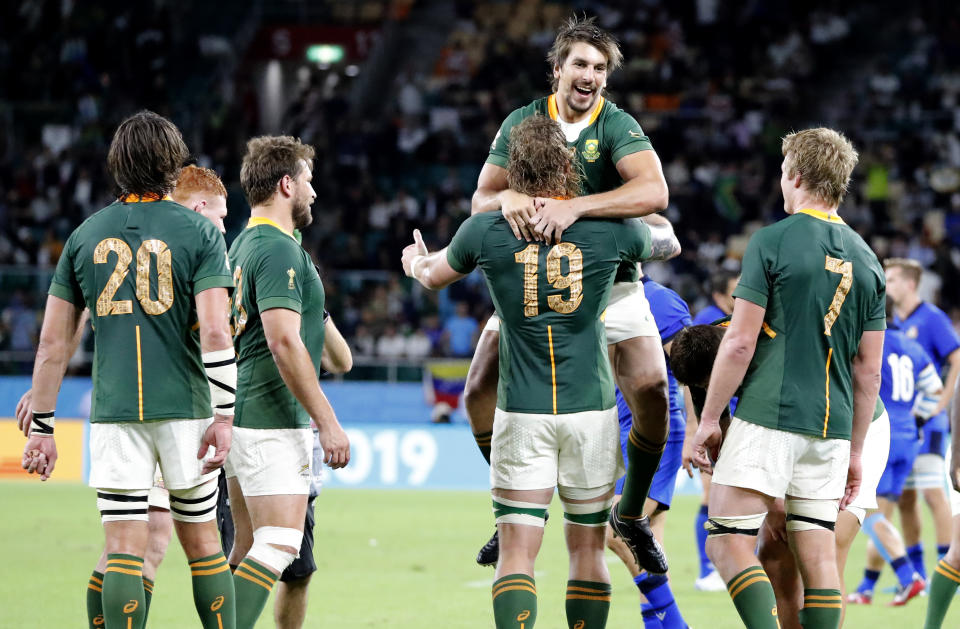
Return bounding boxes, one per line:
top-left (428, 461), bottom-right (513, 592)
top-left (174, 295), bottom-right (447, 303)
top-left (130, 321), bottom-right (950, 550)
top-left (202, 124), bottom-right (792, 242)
top-left (93, 615), bottom-right (105, 626)
top-left (211, 595), bottom-right (225, 611)
top-left (574, 621), bottom-right (585, 629)
top-left (123, 600), bottom-right (139, 614)
top-left (516, 610), bottom-right (531, 621)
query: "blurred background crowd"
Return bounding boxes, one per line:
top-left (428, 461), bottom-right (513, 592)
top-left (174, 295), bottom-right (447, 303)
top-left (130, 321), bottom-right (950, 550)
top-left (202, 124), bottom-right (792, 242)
top-left (1, 0), bottom-right (959, 377)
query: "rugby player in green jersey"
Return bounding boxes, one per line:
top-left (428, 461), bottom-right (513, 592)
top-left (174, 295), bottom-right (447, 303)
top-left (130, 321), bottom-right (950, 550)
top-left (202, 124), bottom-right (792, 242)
top-left (402, 114), bottom-right (680, 629)
top-left (469, 14), bottom-right (672, 574)
top-left (224, 136), bottom-right (349, 629)
top-left (690, 128), bottom-right (886, 629)
top-left (21, 113), bottom-right (238, 629)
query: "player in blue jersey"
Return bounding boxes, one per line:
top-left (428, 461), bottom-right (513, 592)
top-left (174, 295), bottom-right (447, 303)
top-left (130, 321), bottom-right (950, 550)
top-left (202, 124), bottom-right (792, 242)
top-left (691, 269), bottom-right (738, 326)
top-left (849, 325), bottom-right (942, 606)
top-left (605, 268), bottom-right (691, 628)
top-left (688, 268), bottom-right (739, 590)
top-left (886, 258), bottom-right (960, 579)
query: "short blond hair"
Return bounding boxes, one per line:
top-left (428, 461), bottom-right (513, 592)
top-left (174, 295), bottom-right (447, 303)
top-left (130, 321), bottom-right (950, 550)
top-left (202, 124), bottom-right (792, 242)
top-left (172, 165), bottom-right (227, 204)
top-left (883, 257), bottom-right (922, 286)
top-left (782, 128), bottom-right (858, 207)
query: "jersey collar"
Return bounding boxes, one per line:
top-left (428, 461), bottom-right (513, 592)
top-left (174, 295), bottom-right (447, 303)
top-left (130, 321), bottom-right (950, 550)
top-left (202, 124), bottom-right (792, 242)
top-left (247, 216), bottom-right (296, 238)
top-left (119, 193), bottom-right (172, 203)
top-left (797, 208), bottom-right (845, 224)
top-left (547, 94), bottom-right (605, 126)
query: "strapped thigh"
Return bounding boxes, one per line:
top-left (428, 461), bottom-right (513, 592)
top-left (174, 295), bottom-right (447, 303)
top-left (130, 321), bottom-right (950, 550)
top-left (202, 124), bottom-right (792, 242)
top-left (97, 489), bottom-right (150, 523)
top-left (704, 513), bottom-right (766, 537)
top-left (167, 475), bottom-right (219, 523)
top-left (784, 497), bottom-right (838, 532)
top-left (492, 496), bottom-right (550, 527)
top-left (558, 485), bottom-right (614, 528)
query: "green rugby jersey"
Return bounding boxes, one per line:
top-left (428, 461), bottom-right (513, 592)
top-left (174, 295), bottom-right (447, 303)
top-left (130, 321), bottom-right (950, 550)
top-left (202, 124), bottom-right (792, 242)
top-left (229, 217), bottom-right (325, 429)
top-left (447, 212), bottom-right (652, 414)
top-left (487, 94), bottom-right (654, 283)
top-left (49, 197), bottom-right (233, 422)
top-left (732, 209), bottom-right (886, 440)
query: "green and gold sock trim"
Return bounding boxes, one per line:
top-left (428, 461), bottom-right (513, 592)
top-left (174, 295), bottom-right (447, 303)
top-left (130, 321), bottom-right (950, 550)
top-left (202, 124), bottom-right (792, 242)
top-left (141, 576), bottom-right (154, 595)
top-left (803, 588), bottom-right (842, 609)
top-left (88, 571), bottom-right (104, 593)
top-left (474, 431), bottom-right (493, 447)
top-left (627, 427), bottom-right (666, 454)
top-left (935, 559), bottom-right (960, 584)
top-left (235, 558), bottom-right (277, 592)
top-left (190, 553), bottom-right (231, 577)
top-left (566, 580), bottom-right (611, 602)
top-left (492, 574), bottom-right (536, 599)
top-left (105, 554), bottom-right (143, 577)
top-left (727, 566), bottom-right (769, 600)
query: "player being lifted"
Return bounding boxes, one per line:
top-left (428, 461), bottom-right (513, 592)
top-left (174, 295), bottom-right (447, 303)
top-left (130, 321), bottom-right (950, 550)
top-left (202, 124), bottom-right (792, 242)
top-left (402, 114), bottom-right (680, 629)
top-left (225, 136), bottom-right (350, 629)
top-left (21, 113), bottom-right (238, 629)
top-left (470, 14), bottom-right (671, 573)
top-left (691, 128), bottom-right (885, 629)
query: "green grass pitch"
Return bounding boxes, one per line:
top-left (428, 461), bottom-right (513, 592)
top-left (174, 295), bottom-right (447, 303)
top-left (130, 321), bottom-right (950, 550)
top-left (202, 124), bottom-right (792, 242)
top-left (1, 482), bottom-right (956, 628)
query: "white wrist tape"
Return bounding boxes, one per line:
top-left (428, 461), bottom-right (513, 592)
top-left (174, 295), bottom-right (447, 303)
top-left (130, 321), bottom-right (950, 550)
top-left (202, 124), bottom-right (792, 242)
top-left (30, 410), bottom-right (55, 435)
top-left (203, 349), bottom-right (237, 416)
top-left (410, 255), bottom-right (425, 280)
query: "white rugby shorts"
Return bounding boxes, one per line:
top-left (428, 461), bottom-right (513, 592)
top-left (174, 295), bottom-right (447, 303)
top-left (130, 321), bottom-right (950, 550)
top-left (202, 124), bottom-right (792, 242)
top-left (712, 417), bottom-right (850, 500)
top-left (848, 411), bottom-right (890, 522)
top-left (481, 281), bottom-right (658, 343)
top-left (225, 426), bottom-right (313, 496)
top-left (490, 407), bottom-right (623, 491)
top-left (88, 418), bottom-right (218, 491)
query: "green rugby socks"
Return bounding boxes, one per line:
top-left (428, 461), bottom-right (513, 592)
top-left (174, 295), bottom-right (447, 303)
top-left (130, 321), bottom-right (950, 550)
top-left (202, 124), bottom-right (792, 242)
top-left (493, 574), bottom-right (537, 628)
top-left (102, 554), bottom-right (146, 629)
top-left (233, 557), bottom-right (278, 629)
top-left (617, 427), bottom-right (665, 517)
top-left (190, 553), bottom-right (236, 629)
top-left (565, 580), bottom-right (610, 628)
top-left (86, 570), bottom-right (104, 628)
top-left (727, 566), bottom-right (780, 629)
top-left (798, 588), bottom-right (842, 629)
top-left (924, 559), bottom-right (960, 629)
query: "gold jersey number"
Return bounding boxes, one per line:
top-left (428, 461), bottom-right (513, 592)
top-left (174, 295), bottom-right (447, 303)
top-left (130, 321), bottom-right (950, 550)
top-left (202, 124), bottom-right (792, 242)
top-left (514, 243), bottom-right (584, 317)
top-left (823, 255), bottom-right (852, 336)
top-left (94, 238), bottom-right (174, 316)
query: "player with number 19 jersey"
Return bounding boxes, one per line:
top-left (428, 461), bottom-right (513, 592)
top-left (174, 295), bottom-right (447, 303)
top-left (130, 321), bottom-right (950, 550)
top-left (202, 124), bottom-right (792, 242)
top-left (732, 209), bottom-right (886, 440)
top-left (49, 196), bottom-right (233, 422)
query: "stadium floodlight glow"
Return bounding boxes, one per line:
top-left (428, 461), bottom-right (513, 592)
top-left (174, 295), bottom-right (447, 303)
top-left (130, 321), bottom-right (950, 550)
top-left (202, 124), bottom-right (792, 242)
top-left (306, 44), bottom-right (345, 64)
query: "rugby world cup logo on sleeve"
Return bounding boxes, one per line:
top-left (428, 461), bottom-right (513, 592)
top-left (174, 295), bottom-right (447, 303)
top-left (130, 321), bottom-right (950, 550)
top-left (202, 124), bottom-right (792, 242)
top-left (582, 139), bottom-right (600, 162)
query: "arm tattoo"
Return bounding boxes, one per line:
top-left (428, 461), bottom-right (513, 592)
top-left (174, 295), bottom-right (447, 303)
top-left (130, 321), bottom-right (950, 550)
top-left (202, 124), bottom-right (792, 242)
top-left (647, 225), bottom-right (681, 260)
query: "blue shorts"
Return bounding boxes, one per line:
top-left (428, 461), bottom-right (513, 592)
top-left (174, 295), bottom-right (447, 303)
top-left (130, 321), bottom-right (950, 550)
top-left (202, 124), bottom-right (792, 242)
top-left (919, 412), bottom-right (948, 457)
top-left (876, 436), bottom-right (922, 500)
top-left (614, 405), bottom-right (685, 509)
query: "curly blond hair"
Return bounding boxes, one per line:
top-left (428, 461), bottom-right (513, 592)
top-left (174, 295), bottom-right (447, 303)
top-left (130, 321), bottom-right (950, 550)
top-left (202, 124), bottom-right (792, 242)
top-left (506, 115), bottom-right (580, 200)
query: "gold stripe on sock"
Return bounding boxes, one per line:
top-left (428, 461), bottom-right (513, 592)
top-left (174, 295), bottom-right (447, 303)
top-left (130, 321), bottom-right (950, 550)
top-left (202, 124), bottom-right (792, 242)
top-left (87, 584), bottom-right (103, 593)
top-left (235, 569), bottom-right (274, 592)
top-left (803, 603), bottom-right (843, 609)
top-left (936, 565), bottom-right (960, 585)
top-left (105, 566), bottom-right (143, 577)
top-left (566, 586), bottom-right (611, 595)
top-left (237, 562), bottom-right (276, 583)
top-left (192, 564), bottom-right (231, 576)
top-left (939, 560), bottom-right (960, 579)
top-left (566, 594), bottom-right (611, 602)
top-left (492, 585), bottom-right (537, 599)
top-left (804, 595), bottom-right (842, 601)
top-left (90, 576), bottom-right (103, 586)
top-left (730, 576), bottom-right (770, 600)
top-left (107, 559), bottom-right (144, 568)
top-left (492, 577), bottom-right (535, 590)
top-left (727, 568), bottom-right (766, 593)
top-left (190, 557), bottom-right (228, 568)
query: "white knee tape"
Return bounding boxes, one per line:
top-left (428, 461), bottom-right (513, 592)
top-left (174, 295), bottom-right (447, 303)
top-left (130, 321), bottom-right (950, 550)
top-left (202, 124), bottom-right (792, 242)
top-left (558, 485), bottom-right (615, 501)
top-left (704, 513), bottom-right (766, 536)
top-left (785, 498), bottom-right (838, 532)
top-left (492, 497), bottom-right (549, 527)
top-left (560, 495), bottom-right (614, 528)
top-left (97, 488), bottom-right (150, 523)
top-left (167, 476), bottom-right (219, 523)
top-left (247, 526), bottom-right (303, 573)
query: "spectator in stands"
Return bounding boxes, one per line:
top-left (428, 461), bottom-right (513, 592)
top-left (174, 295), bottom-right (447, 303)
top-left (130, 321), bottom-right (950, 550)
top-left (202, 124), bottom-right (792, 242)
top-left (443, 301), bottom-right (478, 358)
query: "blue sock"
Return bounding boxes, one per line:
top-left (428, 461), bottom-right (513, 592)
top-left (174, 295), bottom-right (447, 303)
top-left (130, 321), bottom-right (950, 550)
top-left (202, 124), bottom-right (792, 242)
top-left (638, 574), bottom-right (687, 629)
top-left (856, 569), bottom-right (880, 594)
top-left (695, 504), bottom-right (711, 578)
top-left (891, 556), bottom-right (916, 588)
top-left (938, 544), bottom-right (950, 559)
top-left (908, 543), bottom-right (927, 580)
top-left (641, 601), bottom-right (663, 629)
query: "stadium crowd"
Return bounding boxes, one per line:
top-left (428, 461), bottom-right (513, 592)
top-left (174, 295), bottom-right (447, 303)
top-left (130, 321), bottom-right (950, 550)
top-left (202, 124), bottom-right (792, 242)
top-left (1, 0), bottom-right (960, 367)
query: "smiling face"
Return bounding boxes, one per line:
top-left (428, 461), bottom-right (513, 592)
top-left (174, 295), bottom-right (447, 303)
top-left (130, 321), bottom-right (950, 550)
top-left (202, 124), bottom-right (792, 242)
top-left (554, 42), bottom-right (608, 116)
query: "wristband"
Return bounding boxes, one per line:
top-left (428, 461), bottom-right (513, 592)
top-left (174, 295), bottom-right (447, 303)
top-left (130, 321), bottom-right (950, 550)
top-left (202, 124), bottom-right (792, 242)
top-left (410, 255), bottom-right (425, 280)
top-left (30, 410), bottom-right (55, 435)
top-left (203, 349), bottom-right (237, 417)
